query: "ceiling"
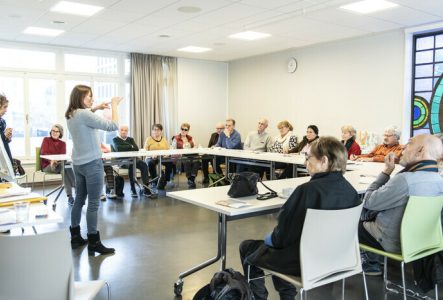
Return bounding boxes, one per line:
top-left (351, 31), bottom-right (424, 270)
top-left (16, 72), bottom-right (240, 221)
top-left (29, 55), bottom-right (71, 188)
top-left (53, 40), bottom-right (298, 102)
top-left (1, 0), bottom-right (443, 61)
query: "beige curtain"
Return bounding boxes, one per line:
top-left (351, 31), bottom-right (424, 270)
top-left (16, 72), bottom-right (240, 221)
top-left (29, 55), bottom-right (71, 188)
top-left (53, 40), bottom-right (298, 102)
top-left (130, 53), bottom-right (177, 148)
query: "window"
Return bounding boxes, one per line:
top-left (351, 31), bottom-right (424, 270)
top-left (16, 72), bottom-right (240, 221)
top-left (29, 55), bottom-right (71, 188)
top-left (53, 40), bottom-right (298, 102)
top-left (65, 54), bottom-right (118, 74)
top-left (0, 48), bottom-right (55, 70)
top-left (411, 31), bottom-right (443, 136)
top-left (0, 44), bottom-right (129, 159)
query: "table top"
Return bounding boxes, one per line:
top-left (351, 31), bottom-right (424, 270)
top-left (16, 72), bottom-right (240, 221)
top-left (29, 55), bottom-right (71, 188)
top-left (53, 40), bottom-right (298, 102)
top-left (42, 148), bottom-right (399, 170)
top-left (167, 167), bottom-right (385, 217)
top-left (0, 204), bottom-right (63, 231)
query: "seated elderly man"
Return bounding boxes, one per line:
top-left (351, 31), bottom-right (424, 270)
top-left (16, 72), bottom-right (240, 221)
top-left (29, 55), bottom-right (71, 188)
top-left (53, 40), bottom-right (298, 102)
top-left (112, 125), bottom-right (156, 198)
top-left (238, 118), bottom-right (272, 176)
top-left (351, 125), bottom-right (403, 163)
top-left (215, 118), bottom-right (242, 174)
top-left (201, 122), bottom-right (224, 184)
top-left (240, 137), bottom-right (361, 299)
top-left (359, 134), bottom-right (443, 275)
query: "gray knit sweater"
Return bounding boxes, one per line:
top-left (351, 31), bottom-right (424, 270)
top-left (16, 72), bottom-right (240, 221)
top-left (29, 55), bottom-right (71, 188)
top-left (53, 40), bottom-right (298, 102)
top-left (67, 109), bottom-right (118, 165)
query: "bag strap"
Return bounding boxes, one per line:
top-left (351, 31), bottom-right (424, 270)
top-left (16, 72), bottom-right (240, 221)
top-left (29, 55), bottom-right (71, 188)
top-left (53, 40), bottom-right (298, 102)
top-left (256, 177), bottom-right (278, 200)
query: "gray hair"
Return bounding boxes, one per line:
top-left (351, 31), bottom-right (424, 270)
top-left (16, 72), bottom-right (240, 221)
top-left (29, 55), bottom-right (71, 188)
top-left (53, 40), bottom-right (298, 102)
top-left (384, 125), bottom-right (401, 140)
top-left (52, 124), bottom-right (64, 139)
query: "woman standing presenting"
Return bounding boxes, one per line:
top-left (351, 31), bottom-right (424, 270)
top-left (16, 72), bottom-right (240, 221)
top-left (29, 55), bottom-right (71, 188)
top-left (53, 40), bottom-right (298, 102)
top-left (65, 85), bottom-right (122, 255)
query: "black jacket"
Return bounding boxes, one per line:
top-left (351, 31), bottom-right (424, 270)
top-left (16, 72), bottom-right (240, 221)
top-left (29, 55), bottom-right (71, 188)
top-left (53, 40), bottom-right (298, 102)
top-left (246, 171), bottom-right (361, 275)
top-left (112, 136), bottom-right (139, 152)
top-left (208, 132), bottom-right (219, 148)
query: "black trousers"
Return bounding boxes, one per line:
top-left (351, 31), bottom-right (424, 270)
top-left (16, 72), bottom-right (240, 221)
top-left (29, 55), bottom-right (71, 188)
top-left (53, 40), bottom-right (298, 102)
top-left (239, 240), bottom-right (297, 300)
top-left (128, 159), bottom-right (149, 190)
top-left (146, 158), bottom-right (172, 181)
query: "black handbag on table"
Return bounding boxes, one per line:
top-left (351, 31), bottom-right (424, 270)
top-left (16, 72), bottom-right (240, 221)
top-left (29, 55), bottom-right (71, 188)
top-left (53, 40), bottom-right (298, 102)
top-left (227, 172), bottom-right (277, 200)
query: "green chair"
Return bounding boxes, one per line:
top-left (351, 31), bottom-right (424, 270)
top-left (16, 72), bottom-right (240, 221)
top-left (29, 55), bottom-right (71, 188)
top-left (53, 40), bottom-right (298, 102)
top-left (360, 195), bottom-right (443, 300)
top-left (32, 147), bottom-right (61, 194)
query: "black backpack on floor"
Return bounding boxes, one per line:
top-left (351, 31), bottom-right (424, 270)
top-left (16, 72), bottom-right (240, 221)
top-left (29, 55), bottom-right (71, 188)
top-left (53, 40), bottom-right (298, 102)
top-left (193, 268), bottom-right (254, 300)
top-left (115, 175), bottom-right (125, 197)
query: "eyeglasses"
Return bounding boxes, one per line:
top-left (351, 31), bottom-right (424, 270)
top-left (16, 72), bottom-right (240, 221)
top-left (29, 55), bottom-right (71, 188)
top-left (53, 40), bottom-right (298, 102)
top-left (181, 128), bottom-right (189, 131)
top-left (51, 130), bottom-right (60, 133)
top-left (384, 134), bottom-right (394, 137)
top-left (216, 127), bottom-right (224, 130)
top-left (258, 122), bottom-right (266, 125)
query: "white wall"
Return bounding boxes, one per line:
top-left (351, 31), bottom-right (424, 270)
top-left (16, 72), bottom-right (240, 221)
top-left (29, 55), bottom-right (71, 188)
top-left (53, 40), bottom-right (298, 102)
top-left (228, 30), bottom-right (406, 143)
top-left (177, 58), bottom-right (228, 145)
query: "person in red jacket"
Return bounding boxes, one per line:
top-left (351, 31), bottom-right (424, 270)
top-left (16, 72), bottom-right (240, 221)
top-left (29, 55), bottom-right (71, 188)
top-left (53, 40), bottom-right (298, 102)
top-left (341, 125), bottom-right (361, 159)
top-left (40, 124), bottom-right (76, 205)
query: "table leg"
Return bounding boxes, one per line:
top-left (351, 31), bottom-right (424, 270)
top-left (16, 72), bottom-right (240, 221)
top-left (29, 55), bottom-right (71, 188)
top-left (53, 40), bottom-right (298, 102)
top-left (270, 162), bottom-right (275, 180)
top-left (174, 213), bottom-right (227, 296)
top-left (47, 160), bottom-right (66, 209)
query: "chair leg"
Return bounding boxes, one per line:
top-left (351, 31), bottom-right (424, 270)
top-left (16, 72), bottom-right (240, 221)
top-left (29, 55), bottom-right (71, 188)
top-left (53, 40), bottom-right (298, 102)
top-left (300, 288), bottom-right (306, 300)
top-left (42, 173), bottom-right (45, 195)
top-left (401, 262), bottom-right (406, 300)
top-left (362, 272), bottom-right (369, 300)
top-left (435, 283), bottom-right (438, 300)
top-left (105, 281), bottom-right (111, 299)
top-left (247, 265), bottom-right (251, 282)
top-left (342, 278), bottom-right (345, 300)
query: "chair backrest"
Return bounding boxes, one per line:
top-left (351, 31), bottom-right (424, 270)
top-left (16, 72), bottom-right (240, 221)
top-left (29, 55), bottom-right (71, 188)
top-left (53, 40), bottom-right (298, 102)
top-left (0, 230), bottom-right (74, 300)
top-left (299, 202), bottom-right (364, 290)
top-left (401, 195), bottom-right (443, 263)
top-left (35, 147), bottom-right (42, 171)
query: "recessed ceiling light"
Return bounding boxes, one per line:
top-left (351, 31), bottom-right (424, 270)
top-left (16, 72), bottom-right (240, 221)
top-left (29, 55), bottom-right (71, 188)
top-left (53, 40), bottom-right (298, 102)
top-left (158, 34), bottom-right (170, 38)
top-left (8, 14), bottom-right (21, 19)
top-left (178, 46), bottom-right (212, 53)
top-left (177, 6), bottom-right (201, 13)
top-left (50, 1), bottom-right (104, 16)
top-left (52, 20), bottom-right (65, 24)
top-left (23, 26), bottom-right (64, 36)
top-left (340, 0), bottom-right (398, 14)
top-left (228, 31), bottom-right (271, 41)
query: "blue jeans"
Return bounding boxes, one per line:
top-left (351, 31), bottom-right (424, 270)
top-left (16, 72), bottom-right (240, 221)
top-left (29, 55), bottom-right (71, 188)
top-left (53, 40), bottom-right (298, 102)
top-left (71, 159), bottom-right (104, 234)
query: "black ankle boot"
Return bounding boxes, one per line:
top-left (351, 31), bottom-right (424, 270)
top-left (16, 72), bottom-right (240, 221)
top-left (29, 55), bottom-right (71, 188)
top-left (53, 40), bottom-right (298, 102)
top-left (70, 226), bottom-right (87, 249)
top-left (87, 231), bottom-right (115, 256)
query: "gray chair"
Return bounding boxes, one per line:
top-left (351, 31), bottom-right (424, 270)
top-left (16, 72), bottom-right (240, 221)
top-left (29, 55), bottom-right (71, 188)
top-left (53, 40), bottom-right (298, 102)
top-left (0, 230), bottom-right (110, 300)
top-left (247, 203), bottom-right (367, 300)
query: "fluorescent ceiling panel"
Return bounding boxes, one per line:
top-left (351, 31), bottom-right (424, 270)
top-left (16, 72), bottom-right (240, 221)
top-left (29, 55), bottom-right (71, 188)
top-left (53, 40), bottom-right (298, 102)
top-left (177, 46), bottom-right (212, 53)
top-left (50, 1), bottom-right (104, 16)
top-left (23, 26), bottom-right (64, 36)
top-left (340, 0), bottom-right (399, 14)
top-left (228, 31), bottom-right (271, 40)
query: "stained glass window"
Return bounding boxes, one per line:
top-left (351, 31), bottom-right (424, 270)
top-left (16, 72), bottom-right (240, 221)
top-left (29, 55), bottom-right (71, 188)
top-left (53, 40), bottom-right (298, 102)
top-left (412, 31), bottom-right (443, 136)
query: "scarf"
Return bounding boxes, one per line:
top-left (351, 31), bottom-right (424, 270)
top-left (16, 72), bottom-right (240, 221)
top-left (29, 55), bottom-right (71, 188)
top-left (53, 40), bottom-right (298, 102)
top-left (400, 160), bottom-right (439, 173)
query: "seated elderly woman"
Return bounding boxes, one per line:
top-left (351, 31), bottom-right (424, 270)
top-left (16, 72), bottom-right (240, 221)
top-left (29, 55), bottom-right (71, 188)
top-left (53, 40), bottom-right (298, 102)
top-left (351, 125), bottom-right (403, 163)
top-left (291, 125), bottom-right (319, 155)
top-left (40, 124), bottom-right (76, 205)
top-left (171, 122), bottom-right (201, 189)
top-left (268, 120), bottom-right (298, 179)
top-left (144, 123), bottom-right (173, 190)
top-left (240, 136), bottom-right (361, 300)
top-left (341, 125), bottom-right (361, 159)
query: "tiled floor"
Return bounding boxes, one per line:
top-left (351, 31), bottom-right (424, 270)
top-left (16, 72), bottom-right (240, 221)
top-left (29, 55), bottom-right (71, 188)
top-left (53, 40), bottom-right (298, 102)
top-left (16, 175), bottom-right (443, 300)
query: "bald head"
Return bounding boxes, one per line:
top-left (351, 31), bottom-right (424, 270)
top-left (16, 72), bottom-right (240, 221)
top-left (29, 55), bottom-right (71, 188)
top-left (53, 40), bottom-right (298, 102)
top-left (400, 134), bottom-right (443, 167)
top-left (257, 118), bottom-right (269, 133)
top-left (119, 125), bottom-right (129, 139)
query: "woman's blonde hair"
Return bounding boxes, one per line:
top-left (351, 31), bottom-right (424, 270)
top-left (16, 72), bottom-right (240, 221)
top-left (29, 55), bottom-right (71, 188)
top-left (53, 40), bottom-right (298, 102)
top-left (310, 136), bottom-right (347, 173)
top-left (341, 125), bottom-right (356, 137)
top-left (277, 120), bottom-right (293, 131)
top-left (181, 123), bottom-right (190, 130)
